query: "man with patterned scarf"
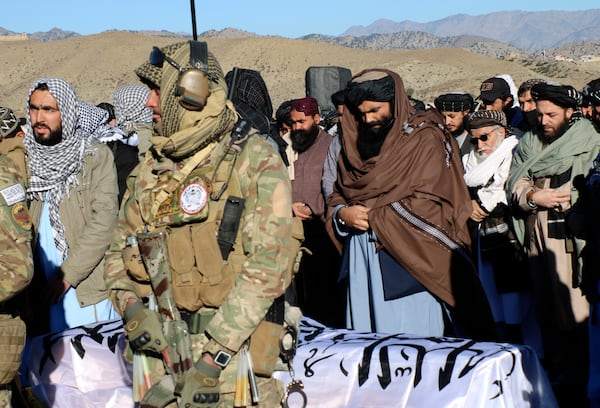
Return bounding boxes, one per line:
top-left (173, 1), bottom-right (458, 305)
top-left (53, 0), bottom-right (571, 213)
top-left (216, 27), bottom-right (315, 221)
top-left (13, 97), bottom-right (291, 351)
top-left (24, 78), bottom-right (119, 335)
top-left (104, 41), bottom-right (295, 407)
top-left (326, 69), bottom-right (496, 341)
top-left (462, 109), bottom-right (542, 355)
top-left (507, 82), bottom-right (600, 405)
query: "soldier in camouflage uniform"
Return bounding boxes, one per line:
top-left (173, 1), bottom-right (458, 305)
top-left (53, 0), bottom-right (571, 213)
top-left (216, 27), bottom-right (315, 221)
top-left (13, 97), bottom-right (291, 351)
top-left (104, 41), bottom-right (294, 407)
top-left (0, 155), bottom-right (33, 407)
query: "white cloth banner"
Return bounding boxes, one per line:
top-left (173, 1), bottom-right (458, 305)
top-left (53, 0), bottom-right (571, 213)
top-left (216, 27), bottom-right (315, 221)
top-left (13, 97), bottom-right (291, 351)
top-left (275, 318), bottom-right (558, 407)
top-left (26, 320), bottom-right (134, 408)
top-left (25, 318), bottom-right (558, 407)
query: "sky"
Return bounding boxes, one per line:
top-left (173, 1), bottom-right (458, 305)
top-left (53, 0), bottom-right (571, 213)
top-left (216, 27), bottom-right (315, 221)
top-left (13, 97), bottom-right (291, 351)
top-left (3, 1), bottom-right (599, 38)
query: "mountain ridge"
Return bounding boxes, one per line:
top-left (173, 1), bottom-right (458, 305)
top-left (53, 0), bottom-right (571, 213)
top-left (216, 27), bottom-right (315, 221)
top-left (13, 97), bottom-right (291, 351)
top-left (342, 10), bottom-right (600, 51)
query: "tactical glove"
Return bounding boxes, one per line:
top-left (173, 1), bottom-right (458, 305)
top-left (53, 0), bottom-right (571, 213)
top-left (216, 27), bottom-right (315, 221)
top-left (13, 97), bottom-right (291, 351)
top-left (175, 358), bottom-right (221, 407)
top-left (123, 301), bottom-right (168, 354)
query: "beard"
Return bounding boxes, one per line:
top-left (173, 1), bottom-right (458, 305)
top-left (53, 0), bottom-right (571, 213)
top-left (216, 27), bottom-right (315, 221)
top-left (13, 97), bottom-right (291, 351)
top-left (33, 123), bottom-right (63, 146)
top-left (356, 118), bottom-right (394, 161)
top-left (290, 123), bottom-right (319, 153)
top-left (540, 118), bottom-right (570, 143)
top-left (522, 110), bottom-right (539, 131)
top-left (451, 126), bottom-right (466, 137)
top-left (473, 136), bottom-right (504, 164)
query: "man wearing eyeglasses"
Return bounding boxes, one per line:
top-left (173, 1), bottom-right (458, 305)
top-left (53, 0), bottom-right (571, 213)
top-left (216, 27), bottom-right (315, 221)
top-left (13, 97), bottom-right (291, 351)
top-left (462, 109), bottom-right (541, 354)
top-left (507, 82), bottom-right (600, 405)
top-left (104, 41), bottom-right (295, 407)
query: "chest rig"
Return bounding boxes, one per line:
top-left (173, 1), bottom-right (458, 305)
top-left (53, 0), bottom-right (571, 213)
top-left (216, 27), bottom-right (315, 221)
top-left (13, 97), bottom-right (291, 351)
top-left (133, 120), bottom-right (252, 311)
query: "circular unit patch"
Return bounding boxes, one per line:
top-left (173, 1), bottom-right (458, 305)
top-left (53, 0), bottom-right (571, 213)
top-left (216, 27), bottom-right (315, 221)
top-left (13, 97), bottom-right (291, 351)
top-left (12, 202), bottom-right (32, 230)
top-left (179, 182), bottom-right (208, 215)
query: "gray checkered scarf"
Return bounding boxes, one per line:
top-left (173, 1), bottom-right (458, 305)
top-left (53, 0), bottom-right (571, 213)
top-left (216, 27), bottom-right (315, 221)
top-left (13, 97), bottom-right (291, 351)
top-left (24, 78), bottom-right (114, 260)
top-left (113, 84), bottom-right (152, 134)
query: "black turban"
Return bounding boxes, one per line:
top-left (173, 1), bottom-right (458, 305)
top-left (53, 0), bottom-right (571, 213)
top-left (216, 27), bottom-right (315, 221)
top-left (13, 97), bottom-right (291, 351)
top-left (583, 78), bottom-right (600, 107)
top-left (531, 83), bottom-right (582, 109)
top-left (434, 93), bottom-right (474, 112)
top-left (346, 75), bottom-right (395, 107)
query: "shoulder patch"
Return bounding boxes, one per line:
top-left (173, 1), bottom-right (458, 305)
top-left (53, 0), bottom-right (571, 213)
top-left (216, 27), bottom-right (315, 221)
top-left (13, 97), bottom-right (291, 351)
top-left (12, 202), bottom-right (32, 230)
top-left (0, 183), bottom-right (26, 206)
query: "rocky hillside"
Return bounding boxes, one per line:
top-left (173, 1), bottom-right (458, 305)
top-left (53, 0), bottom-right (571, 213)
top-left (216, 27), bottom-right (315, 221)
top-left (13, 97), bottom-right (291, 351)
top-left (1, 31), bottom-right (598, 119)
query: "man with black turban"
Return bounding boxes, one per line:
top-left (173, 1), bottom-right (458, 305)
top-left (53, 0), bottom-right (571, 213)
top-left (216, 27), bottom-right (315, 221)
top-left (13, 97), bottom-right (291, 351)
top-left (326, 69), bottom-right (496, 340)
top-left (434, 92), bottom-right (474, 156)
top-left (582, 78), bottom-right (600, 127)
top-left (567, 76), bottom-right (600, 407)
top-left (507, 82), bottom-right (600, 404)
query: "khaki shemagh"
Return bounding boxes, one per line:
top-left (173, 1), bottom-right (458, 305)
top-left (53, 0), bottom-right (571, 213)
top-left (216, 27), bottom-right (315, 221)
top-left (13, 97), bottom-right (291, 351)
top-left (152, 43), bottom-right (238, 160)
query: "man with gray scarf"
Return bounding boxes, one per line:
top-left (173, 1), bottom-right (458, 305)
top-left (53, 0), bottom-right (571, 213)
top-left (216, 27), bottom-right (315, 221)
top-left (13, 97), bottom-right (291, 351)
top-left (23, 78), bottom-right (119, 334)
top-left (507, 82), bottom-right (600, 405)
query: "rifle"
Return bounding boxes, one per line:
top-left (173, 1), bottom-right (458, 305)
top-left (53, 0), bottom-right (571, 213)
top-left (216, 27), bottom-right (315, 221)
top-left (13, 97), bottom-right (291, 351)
top-left (135, 230), bottom-right (194, 406)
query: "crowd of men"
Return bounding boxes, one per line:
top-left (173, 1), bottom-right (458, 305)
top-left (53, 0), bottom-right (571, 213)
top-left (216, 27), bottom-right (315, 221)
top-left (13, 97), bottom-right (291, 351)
top-left (1, 39), bottom-right (600, 407)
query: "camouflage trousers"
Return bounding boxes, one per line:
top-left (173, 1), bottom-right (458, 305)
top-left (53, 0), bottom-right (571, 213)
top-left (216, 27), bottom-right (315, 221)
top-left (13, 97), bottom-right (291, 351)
top-left (0, 388), bottom-right (11, 408)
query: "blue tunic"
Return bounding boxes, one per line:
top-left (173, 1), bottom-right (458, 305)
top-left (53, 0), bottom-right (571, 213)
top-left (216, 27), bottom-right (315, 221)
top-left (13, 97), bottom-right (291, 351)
top-left (37, 200), bottom-right (117, 332)
top-left (333, 205), bottom-right (445, 335)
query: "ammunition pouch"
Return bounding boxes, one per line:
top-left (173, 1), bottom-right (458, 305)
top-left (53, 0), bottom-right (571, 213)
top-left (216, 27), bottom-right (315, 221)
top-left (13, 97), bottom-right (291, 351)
top-left (248, 296), bottom-right (301, 377)
top-left (168, 222), bottom-right (240, 311)
top-left (0, 315), bottom-right (26, 385)
top-left (122, 243), bottom-right (149, 283)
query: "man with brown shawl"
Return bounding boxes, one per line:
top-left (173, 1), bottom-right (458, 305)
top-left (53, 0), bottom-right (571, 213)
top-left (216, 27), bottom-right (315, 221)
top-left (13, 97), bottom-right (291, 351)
top-left (326, 69), bottom-right (496, 340)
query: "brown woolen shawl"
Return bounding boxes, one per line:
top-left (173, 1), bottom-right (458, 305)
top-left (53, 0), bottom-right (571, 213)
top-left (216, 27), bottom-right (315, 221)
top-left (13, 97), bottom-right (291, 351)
top-left (326, 69), bottom-right (475, 308)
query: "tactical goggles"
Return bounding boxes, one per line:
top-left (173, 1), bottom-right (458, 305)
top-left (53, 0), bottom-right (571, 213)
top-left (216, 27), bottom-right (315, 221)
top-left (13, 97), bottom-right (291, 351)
top-left (149, 47), bottom-right (183, 72)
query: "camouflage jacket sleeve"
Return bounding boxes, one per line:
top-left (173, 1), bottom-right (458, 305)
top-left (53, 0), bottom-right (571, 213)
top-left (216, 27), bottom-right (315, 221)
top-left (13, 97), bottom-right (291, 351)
top-left (104, 165), bottom-right (148, 314)
top-left (204, 136), bottom-right (293, 353)
top-left (0, 156), bottom-right (33, 302)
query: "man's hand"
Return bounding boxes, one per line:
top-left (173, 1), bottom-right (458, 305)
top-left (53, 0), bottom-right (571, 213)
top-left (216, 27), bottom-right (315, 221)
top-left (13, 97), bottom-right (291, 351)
top-left (175, 356), bottom-right (221, 407)
top-left (470, 200), bottom-right (488, 223)
top-left (292, 202), bottom-right (313, 220)
top-left (530, 188), bottom-right (571, 209)
top-left (338, 205), bottom-right (370, 231)
top-left (46, 269), bottom-right (70, 304)
top-left (123, 301), bottom-right (168, 354)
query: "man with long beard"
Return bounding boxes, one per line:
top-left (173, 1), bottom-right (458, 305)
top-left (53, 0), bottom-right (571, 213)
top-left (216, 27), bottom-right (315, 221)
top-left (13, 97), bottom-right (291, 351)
top-left (326, 69), bottom-right (496, 340)
top-left (508, 82), bottom-right (600, 405)
top-left (462, 109), bottom-right (542, 355)
top-left (570, 77), bottom-right (600, 408)
top-left (288, 97), bottom-right (344, 328)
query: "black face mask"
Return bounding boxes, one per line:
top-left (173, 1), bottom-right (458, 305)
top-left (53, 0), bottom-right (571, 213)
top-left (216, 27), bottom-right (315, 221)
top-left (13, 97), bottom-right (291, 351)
top-left (290, 123), bottom-right (319, 153)
top-left (356, 118), bottom-right (394, 161)
top-left (522, 110), bottom-right (539, 130)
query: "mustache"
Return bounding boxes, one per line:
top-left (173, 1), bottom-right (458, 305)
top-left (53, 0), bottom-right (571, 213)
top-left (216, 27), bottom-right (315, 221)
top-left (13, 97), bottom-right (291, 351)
top-left (33, 122), bottom-right (50, 130)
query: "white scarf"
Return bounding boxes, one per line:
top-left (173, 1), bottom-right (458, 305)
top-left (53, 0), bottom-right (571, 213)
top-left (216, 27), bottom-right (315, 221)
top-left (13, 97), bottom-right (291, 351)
top-left (463, 135), bottom-right (518, 212)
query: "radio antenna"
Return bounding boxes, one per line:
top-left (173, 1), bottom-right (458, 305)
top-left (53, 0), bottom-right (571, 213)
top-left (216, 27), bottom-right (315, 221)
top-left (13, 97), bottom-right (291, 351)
top-left (190, 0), bottom-right (198, 40)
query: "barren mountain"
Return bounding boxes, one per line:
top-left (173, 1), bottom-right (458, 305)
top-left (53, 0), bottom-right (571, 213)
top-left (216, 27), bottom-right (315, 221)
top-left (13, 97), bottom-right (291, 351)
top-left (344, 10), bottom-right (600, 51)
top-left (0, 31), bottom-right (598, 118)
